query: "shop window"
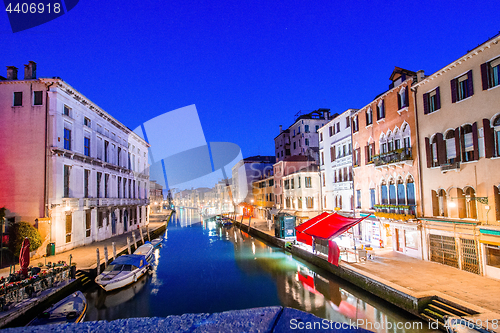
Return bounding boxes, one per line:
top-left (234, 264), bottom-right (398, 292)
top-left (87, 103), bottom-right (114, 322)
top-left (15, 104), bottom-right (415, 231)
top-left (404, 230), bottom-right (418, 250)
top-left (486, 245), bottom-right (500, 268)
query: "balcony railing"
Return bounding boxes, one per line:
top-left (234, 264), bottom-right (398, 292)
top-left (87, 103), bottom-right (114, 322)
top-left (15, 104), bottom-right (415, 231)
top-left (440, 161), bottom-right (460, 172)
top-left (372, 147), bottom-right (412, 167)
top-left (373, 204), bottom-right (416, 217)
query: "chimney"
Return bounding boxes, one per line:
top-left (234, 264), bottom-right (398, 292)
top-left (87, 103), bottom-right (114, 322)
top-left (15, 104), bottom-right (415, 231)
top-left (279, 125), bottom-right (283, 133)
top-left (324, 110), bottom-right (330, 119)
top-left (24, 61), bottom-right (37, 80)
top-left (416, 70), bottom-right (425, 83)
top-left (6, 66), bottom-right (18, 80)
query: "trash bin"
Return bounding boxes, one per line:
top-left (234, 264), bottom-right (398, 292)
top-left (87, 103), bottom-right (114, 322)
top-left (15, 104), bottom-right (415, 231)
top-left (46, 242), bottom-right (55, 256)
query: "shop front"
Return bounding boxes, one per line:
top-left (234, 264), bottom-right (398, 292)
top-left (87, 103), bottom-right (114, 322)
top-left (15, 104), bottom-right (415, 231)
top-left (479, 228), bottom-right (500, 280)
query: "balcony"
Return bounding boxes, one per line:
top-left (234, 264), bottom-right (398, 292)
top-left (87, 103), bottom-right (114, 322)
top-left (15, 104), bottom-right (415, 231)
top-left (85, 198), bottom-right (149, 207)
top-left (440, 161), bottom-right (460, 172)
top-left (372, 147), bottom-right (412, 167)
top-left (373, 204), bottom-right (416, 220)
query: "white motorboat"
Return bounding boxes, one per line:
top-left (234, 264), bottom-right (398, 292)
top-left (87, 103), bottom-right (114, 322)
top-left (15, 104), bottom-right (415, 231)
top-left (95, 254), bottom-right (149, 292)
top-left (27, 291), bottom-right (87, 326)
top-left (134, 242), bottom-right (154, 263)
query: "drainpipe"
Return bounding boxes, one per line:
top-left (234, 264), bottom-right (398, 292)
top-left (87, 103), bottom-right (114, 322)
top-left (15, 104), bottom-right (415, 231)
top-left (44, 81), bottom-right (55, 218)
top-left (412, 83), bottom-right (426, 260)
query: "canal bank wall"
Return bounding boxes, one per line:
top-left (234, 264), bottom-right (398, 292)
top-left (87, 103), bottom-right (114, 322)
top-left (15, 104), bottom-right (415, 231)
top-left (229, 218), bottom-right (499, 329)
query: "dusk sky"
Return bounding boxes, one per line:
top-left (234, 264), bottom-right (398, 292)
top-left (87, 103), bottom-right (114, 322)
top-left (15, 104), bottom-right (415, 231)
top-left (1, 0), bottom-right (499, 181)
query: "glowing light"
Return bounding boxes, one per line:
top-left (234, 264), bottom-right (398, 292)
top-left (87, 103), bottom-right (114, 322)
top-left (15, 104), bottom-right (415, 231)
top-left (448, 201), bottom-right (456, 208)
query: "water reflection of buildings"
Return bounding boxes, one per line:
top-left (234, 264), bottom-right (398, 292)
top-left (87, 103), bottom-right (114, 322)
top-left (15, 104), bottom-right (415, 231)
top-left (220, 224), bottom-right (428, 333)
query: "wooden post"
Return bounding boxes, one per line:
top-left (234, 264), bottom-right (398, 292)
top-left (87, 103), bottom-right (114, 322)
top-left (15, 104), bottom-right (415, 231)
top-left (112, 242), bottom-right (116, 260)
top-left (132, 232), bottom-right (137, 251)
top-left (127, 237), bottom-right (131, 254)
top-left (104, 246), bottom-right (109, 268)
top-left (140, 227), bottom-right (145, 245)
top-left (146, 226), bottom-right (151, 242)
top-left (96, 248), bottom-right (100, 275)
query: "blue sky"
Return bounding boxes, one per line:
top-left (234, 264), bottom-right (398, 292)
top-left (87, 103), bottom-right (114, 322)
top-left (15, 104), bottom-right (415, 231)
top-left (1, 0), bottom-right (499, 187)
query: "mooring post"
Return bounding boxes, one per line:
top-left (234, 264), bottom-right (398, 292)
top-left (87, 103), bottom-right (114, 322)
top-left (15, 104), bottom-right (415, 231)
top-left (132, 232), bottom-right (137, 251)
top-left (146, 226), bottom-right (151, 242)
top-left (140, 227), bottom-right (145, 245)
top-left (112, 242), bottom-right (116, 260)
top-left (104, 246), bottom-right (109, 268)
top-left (127, 237), bottom-right (131, 254)
top-left (96, 248), bottom-right (100, 275)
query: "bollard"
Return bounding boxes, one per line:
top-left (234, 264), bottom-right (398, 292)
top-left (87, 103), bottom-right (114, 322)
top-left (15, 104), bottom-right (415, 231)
top-left (127, 237), bottom-right (131, 254)
top-left (112, 242), bottom-right (116, 260)
top-left (96, 248), bottom-right (100, 275)
top-left (132, 232), bottom-right (137, 251)
top-left (104, 246), bottom-right (108, 268)
top-left (146, 226), bottom-right (151, 242)
top-left (69, 254), bottom-right (72, 266)
top-left (248, 216), bottom-right (252, 227)
top-left (140, 227), bottom-right (145, 245)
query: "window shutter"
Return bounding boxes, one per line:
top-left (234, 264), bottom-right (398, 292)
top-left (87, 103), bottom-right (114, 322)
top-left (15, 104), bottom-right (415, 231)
top-left (404, 86), bottom-right (409, 107)
top-left (472, 122), bottom-right (479, 160)
top-left (460, 127), bottom-right (466, 161)
top-left (425, 137), bottom-right (432, 168)
top-left (435, 87), bottom-right (441, 110)
top-left (365, 111), bottom-right (369, 125)
top-left (481, 63), bottom-right (489, 90)
top-left (331, 146), bottom-right (336, 162)
top-left (454, 128), bottom-right (461, 162)
top-left (436, 133), bottom-right (446, 165)
top-left (381, 100), bottom-right (385, 117)
top-left (397, 92), bottom-right (402, 110)
top-left (467, 70), bottom-right (474, 97)
top-left (451, 79), bottom-right (457, 103)
top-left (423, 93), bottom-right (429, 114)
top-left (483, 118), bottom-right (494, 158)
top-left (371, 143), bottom-right (375, 157)
top-left (365, 145), bottom-right (369, 164)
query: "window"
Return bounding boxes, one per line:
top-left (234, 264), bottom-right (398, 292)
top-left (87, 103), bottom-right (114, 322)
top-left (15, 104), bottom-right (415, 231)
top-left (13, 92), bottom-right (22, 106)
top-left (306, 197), bottom-right (314, 209)
top-left (64, 128), bottom-right (71, 150)
top-left (104, 141), bottom-right (109, 162)
top-left (370, 189), bottom-right (375, 209)
top-left (85, 211), bottom-right (91, 237)
top-left (336, 122), bottom-right (340, 133)
top-left (305, 177), bottom-right (312, 188)
top-left (104, 174), bottom-right (109, 198)
top-left (381, 181), bottom-right (388, 204)
top-left (305, 138), bottom-right (309, 146)
top-left (84, 137), bottom-right (90, 157)
top-left (293, 142), bottom-right (296, 150)
top-left (98, 211), bottom-right (103, 228)
top-left (291, 178), bottom-right (295, 189)
top-left (397, 179), bottom-right (405, 205)
top-left (376, 100), bottom-right (385, 120)
top-left (84, 169), bottom-right (90, 198)
top-left (353, 148), bottom-right (360, 166)
top-left (461, 124), bottom-right (477, 162)
top-left (33, 91), bottom-right (43, 105)
top-left (330, 146), bottom-right (335, 162)
top-left (321, 151), bottom-right (324, 165)
top-left (397, 86), bottom-right (408, 109)
top-left (97, 172), bottom-right (102, 198)
top-left (63, 165), bottom-right (70, 197)
top-left (322, 172), bottom-right (325, 187)
top-left (423, 87), bottom-right (441, 114)
top-left (389, 180), bottom-right (396, 205)
top-left (84, 117), bottom-right (91, 127)
top-left (346, 117), bottom-right (350, 128)
top-left (63, 105), bottom-right (71, 117)
top-left (407, 178), bottom-right (415, 205)
top-left (284, 179), bottom-right (289, 189)
top-left (329, 126), bottom-right (333, 137)
top-left (65, 214), bottom-right (72, 243)
top-left (494, 116), bottom-right (500, 157)
top-left (366, 108), bottom-right (373, 126)
top-left (320, 132), bottom-right (323, 142)
top-left (356, 190), bottom-right (361, 209)
top-left (451, 71), bottom-right (473, 102)
top-left (445, 130), bottom-right (457, 163)
top-left (353, 115), bottom-right (359, 132)
top-left (305, 125), bottom-right (310, 133)
top-left (298, 126), bottom-right (301, 134)
top-left (117, 147), bottom-right (121, 166)
top-left (315, 125), bottom-right (319, 132)
top-left (481, 57), bottom-right (500, 90)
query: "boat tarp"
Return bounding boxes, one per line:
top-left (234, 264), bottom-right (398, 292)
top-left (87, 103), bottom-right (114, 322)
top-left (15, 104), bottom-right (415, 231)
top-left (111, 254), bottom-right (147, 268)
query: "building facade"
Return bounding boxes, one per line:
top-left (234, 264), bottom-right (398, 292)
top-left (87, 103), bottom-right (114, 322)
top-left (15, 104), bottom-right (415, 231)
top-left (282, 165), bottom-right (321, 221)
top-left (414, 34), bottom-right (500, 279)
top-left (0, 62), bottom-right (150, 253)
top-left (319, 109), bottom-right (356, 213)
top-left (351, 67), bottom-right (424, 258)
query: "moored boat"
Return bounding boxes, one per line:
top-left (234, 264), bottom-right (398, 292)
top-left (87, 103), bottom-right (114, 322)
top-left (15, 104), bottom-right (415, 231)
top-left (27, 291), bottom-right (87, 326)
top-left (133, 242), bottom-right (154, 263)
top-left (95, 254), bottom-right (149, 292)
top-left (150, 237), bottom-right (163, 249)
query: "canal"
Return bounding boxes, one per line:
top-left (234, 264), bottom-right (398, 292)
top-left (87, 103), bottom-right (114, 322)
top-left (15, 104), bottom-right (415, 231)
top-left (84, 209), bottom-right (438, 332)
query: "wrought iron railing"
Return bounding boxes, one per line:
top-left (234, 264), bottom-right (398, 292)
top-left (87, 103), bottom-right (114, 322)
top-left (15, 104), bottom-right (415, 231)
top-left (372, 147), bottom-right (412, 166)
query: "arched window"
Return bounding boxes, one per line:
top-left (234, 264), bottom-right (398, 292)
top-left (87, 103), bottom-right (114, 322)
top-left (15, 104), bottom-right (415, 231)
top-left (465, 187), bottom-right (477, 219)
top-left (406, 177), bottom-right (416, 206)
top-left (445, 130), bottom-right (457, 164)
top-left (397, 179), bottom-right (405, 205)
top-left (381, 180), bottom-right (388, 205)
top-left (438, 189), bottom-right (447, 217)
top-left (494, 186), bottom-right (500, 221)
top-left (380, 133), bottom-right (387, 154)
top-left (366, 108), bottom-right (373, 126)
top-left (387, 131), bottom-right (394, 152)
top-left (389, 180), bottom-right (396, 205)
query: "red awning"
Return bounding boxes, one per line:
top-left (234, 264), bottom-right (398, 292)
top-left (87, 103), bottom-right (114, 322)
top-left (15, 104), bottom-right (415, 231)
top-left (296, 213), bottom-right (370, 240)
top-left (295, 212), bottom-right (331, 233)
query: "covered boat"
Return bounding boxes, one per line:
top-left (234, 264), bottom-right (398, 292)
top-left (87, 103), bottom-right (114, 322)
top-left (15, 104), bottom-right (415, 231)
top-left (133, 242), bottom-right (154, 263)
top-left (95, 254), bottom-right (149, 292)
top-left (27, 291), bottom-right (87, 326)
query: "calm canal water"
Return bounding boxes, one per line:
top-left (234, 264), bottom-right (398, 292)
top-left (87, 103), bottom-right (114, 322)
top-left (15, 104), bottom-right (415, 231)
top-left (84, 209), bottom-right (437, 332)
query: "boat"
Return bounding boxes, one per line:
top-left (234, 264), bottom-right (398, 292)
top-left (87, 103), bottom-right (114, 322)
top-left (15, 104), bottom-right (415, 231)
top-left (27, 291), bottom-right (87, 326)
top-left (133, 242), bottom-right (154, 263)
top-left (95, 254), bottom-right (149, 292)
top-left (150, 237), bottom-right (163, 249)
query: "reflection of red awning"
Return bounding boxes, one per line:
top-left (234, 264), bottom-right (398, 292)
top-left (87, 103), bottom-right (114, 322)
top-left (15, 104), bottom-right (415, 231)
top-left (296, 213), bottom-right (370, 240)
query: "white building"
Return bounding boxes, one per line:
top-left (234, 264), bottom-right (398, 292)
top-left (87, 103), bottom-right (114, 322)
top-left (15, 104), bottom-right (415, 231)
top-left (318, 109), bottom-right (356, 213)
top-left (282, 165), bottom-right (321, 221)
top-left (0, 62), bottom-right (150, 253)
